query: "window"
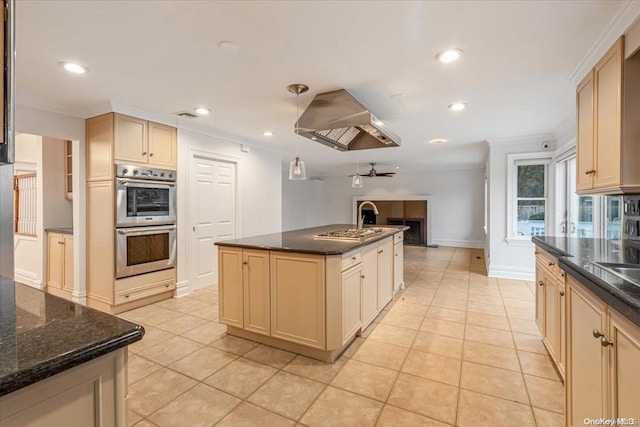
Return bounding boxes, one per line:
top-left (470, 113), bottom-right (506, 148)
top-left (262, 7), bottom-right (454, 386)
top-left (14, 173), bottom-right (37, 237)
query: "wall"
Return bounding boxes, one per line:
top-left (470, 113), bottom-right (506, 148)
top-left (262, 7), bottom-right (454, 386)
top-left (176, 128), bottom-right (282, 294)
top-left (282, 167), bottom-right (486, 248)
top-left (282, 177), bottom-right (325, 231)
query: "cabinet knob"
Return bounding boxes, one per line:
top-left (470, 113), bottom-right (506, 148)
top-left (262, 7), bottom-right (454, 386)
top-left (242, 261), bottom-right (248, 265)
top-left (142, 152), bottom-right (147, 156)
top-left (395, 253), bottom-right (398, 256)
top-left (378, 250), bottom-right (384, 254)
top-left (600, 337), bottom-right (614, 347)
top-left (538, 280), bottom-right (544, 286)
top-left (351, 256), bottom-right (356, 260)
top-left (548, 262), bottom-right (554, 266)
top-left (150, 153), bottom-right (154, 157)
top-left (124, 294), bottom-right (130, 298)
top-left (165, 284), bottom-right (170, 288)
top-left (593, 329), bottom-right (605, 339)
top-left (585, 170), bottom-right (590, 175)
top-left (559, 290), bottom-right (565, 296)
top-left (361, 275), bottom-right (365, 279)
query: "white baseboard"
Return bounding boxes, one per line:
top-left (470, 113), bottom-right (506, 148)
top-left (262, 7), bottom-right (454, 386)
top-left (14, 269), bottom-right (42, 289)
top-left (487, 264), bottom-right (535, 281)
top-left (432, 239), bottom-right (485, 249)
top-left (175, 280), bottom-right (191, 298)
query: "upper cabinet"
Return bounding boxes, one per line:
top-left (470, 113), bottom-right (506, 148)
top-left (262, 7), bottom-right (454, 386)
top-left (576, 37), bottom-right (640, 195)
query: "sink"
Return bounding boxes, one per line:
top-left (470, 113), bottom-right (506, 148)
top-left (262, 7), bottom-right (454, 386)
top-left (592, 262), bottom-right (640, 286)
top-left (314, 227), bottom-right (391, 241)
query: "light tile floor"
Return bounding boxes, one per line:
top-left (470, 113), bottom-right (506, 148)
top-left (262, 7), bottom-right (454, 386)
top-left (118, 246), bottom-right (564, 427)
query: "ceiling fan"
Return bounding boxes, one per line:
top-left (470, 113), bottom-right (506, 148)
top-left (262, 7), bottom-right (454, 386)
top-left (349, 163), bottom-right (395, 178)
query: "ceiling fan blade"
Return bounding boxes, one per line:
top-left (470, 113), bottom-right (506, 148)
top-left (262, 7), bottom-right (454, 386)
top-left (376, 172), bottom-right (396, 177)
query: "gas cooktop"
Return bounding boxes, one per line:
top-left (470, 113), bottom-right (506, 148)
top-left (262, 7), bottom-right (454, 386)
top-left (313, 227), bottom-right (394, 241)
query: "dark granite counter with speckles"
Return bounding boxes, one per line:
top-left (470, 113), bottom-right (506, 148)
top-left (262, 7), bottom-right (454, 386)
top-left (0, 278), bottom-right (144, 397)
top-left (532, 236), bottom-right (640, 327)
top-left (215, 224), bottom-right (409, 255)
top-left (45, 227), bottom-right (73, 235)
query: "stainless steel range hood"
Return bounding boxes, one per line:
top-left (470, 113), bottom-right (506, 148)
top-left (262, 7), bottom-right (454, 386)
top-left (295, 89), bottom-right (400, 151)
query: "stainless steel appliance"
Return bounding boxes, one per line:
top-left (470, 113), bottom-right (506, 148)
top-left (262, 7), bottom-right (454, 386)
top-left (115, 164), bottom-right (176, 227)
top-left (115, 224), bottom-right (177, 278)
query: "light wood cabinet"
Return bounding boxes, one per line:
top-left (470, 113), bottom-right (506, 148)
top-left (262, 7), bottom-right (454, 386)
top-left (576, 36), bottom-right (640, 194)
top-left (543, 268), bottom-right (558, 362)
top-left (376, 237), bottom-right (393, 311)
top-left (361, 245), bottom-right (378, 329)
top-left (393, 236), bottom-right (404, 294)
top-left (147, 121), bottom-right (177, 168)
top-left (566, 275), bottom-right (640, 426)
top-left (243, 250), bottom-right (271, 336)
top-left (341, 264), bottom-right (363, 346)
top-left (46, 232), bottom-right (74, 300)
top-left (114, 114), bottom-right (147, 165)
top-left (218, 247), bottom-right (244, 328)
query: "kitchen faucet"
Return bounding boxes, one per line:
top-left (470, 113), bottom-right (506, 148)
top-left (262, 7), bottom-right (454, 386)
top-left (358, 201), bottom-right (379, 229)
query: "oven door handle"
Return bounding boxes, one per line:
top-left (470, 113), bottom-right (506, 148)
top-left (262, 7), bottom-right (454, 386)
top-left (117, 178), bottom-right (175, 186)
top-left (117, 225), bottom-right (177, 235)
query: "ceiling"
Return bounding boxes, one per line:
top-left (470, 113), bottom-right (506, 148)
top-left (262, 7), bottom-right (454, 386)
top-left (15, 1), bottom-right (626, 177)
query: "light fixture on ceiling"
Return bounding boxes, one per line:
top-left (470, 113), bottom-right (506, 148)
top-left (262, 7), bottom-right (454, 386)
top-left (194, 107), bottom-right (211, 116)
top-left (429, 138), bottom-right (448, 144)
top-left (60, 61), bottom-right (88, 74)
top-left (352, 160), bottom-right (364, 188)
top-left (436, 49), bottom-right (463, 63)
top-left (218, 40), bottom-right (240, 52)
top-left (287, 83), bottom-right (309, 181)
top-left (263, 131), bottom-right (274, 137)
top-left (448, 102), bottom-right (467, 111)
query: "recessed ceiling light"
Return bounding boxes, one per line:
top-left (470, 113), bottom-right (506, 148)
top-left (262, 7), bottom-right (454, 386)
top-left (60, 62), bottom-right (88, 74)
top-left (311, 137), bottom-right (317, 140)
top-left (218, 41), bottom-right (240, 52)
top-left (194, 107), bottom-right (211, 116)
top-left (448, 103), bottom-right (467, 111)
top-left (263, 131), bottom-right (274, 137)
top-left (429, 138), bottom-right (448, 144)
top-left (436, 49), bottom-right (463, 63)
top-left (395, 166), bottom-right (400, 169)
top-left (390, 92), bottom-right (404, 98)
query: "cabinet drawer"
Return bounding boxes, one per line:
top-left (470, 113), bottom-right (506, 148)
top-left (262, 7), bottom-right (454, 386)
top-left (537, 249), bottom-right (561, 277)
top-left (342, 250), bottom-right (362, 271)
top-left (393, 232), bottom-right (404, 244)
top-left (115, 279), bottom-right (175, 304)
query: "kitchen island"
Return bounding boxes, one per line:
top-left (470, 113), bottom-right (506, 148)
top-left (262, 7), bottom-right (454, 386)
top-left (0, 278), bottom-right (143, 426)
top-left (216, 224), bottom-right (407, 362)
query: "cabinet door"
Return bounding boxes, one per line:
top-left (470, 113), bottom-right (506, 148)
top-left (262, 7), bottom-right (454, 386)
top-left (543, 271), bottom-right (558, 361)
top-left (608, 308), bottom-right (640, 420)
top-left (270, 253), bottom-right (325, 349)
top-left (62, 235), bottom-right (74, 294)
top-left (558, 277), bottom-right (566, 379)
top-left (576, 70), bottom-right (595, 192)
top-left (341, 265), bottom-right (362, 346)
top-left (218, 247), bottom-right (244, 328)
top-left (393, 241), bottom-right (403, 294)
top-left (567, 277), bottom-right (607, 426)
top-left (534, 260), bottom-right (545, 335)
top-left (47, 233), bottom-right (64, 290)
top-left (377, 238), bottom-right (393, 311)
top-left (114, 114), bottom-right (148, 165)
top-left (361, 245), bottom-right (378, 329)
top-left (243, 250), bottom-right (270, 336)
top-left (593, 38), bottom-right (623, 190)
top-left (148, 122), bottom-right (177, 169)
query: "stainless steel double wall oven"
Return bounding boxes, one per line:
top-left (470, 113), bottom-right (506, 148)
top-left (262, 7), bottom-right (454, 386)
top-left (115, 164), bottom-right (177, 278)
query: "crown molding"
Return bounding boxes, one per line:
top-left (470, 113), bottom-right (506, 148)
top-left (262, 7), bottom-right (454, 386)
top-left (552, 114), bottom-right (576, 145)
top-left (16, 98), bottom-right (85, 119)
top-left (486, 133), bottom-right (554, 147)
top-left (568, 0), bottom-right (640, 85)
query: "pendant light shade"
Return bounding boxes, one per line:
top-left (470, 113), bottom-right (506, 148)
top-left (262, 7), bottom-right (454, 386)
top-left (289, 156), bottom-right (307, 180)
top-left (288, 83), bottom-right (309, 181)
top-left (352, 160), bottom-right (363, 188)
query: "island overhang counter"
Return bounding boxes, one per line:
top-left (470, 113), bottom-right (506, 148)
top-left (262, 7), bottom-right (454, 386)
top-left (215, 224), bottom-right (408, 362)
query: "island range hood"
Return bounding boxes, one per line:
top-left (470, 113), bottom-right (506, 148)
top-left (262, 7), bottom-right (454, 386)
top-left (295, 89), bottom-right (401, 151)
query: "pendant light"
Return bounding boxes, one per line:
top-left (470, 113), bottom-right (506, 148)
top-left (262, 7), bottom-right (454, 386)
top-left (287, 83), bottom-right (309, 180)
top-left (352, 160), bottom-right (363, 188)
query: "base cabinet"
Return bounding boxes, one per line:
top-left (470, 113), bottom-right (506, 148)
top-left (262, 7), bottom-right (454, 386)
top-left (376, 237), bottom-right (393, 311)
top-left (361, 245), bottom-right (379, 329)
top-left (393, 238), bottom-right (404, 294)
top-left (341, 264), bottom-right (363, 346)
top-left (46, 232), bottom-right (74, 300)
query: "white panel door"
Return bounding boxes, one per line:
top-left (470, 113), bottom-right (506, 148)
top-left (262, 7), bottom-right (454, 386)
top-left (190, 155), bottom-right (236, 289)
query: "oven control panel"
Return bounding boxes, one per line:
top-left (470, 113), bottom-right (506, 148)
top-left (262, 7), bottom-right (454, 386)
top-left (116, 164), bottom-right (176, 181)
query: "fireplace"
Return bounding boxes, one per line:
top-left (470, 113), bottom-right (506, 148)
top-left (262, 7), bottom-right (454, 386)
top-left (355, 199), bottom-right (431, 246)
top-left (387, 217), bottom-right (425, 245)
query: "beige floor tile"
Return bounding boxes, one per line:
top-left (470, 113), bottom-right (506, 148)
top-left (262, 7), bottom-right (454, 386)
top-left (129, 410), bottom-right (143, 426)
top-left (210, 335), bottom-right (259, 355)
top-left (510, 318), bottom-right (542, 336)
top-left (367, 323), bottom-right (418, 347)
top-left (189, 306), bottom-right (219, 321)
top-left (158, 297), bottom-right (211, 314)
top-left (128, 354), bottom-right (163, 384)
top-left (139, 307), bottom-right (185, 326)
top-left (128, 368), bottom-right (197, 417)
top-left (389, 300), bottom-right (429, 316)
top-left (456, 389), bottom-right (536, 427)
top-left (518, 350), bottom-right (561, 380)
top-left (513, 332), bottom-right (548, 354)
top-left (525, 374), bottom-right (564, 413)
top-left (412, 331), bottom-right (463, 359)
top-left (148, 383), bottom-right (240, 426)
top-left (138, 336), bottom-right (203, 366)
top-left (203, 358), bottom-right (277, 399)
top-left (460, 361), bottom-right (529, 404)
top-left (217, 402), bottom-right (295, 427)
top-left (401, 349), bottom-right (461, 386)
top-left (466, 302), bottom-right (507, 316)
top-left (426, 306), bottom-right (466, 323)
top-left (155, 314), bottom-right (208, 335)
top-left (351, 339), bottom-right (409, 370)
top-left (465, 311), bottom-right (511, 331)
top-left (467, 295), bottom-right (504, 306)
top-left (300, 386), bottom-right (383, 427)
top-left (331, 359), bottom-right (398, 401)
top-left (168, 346), bottom-right (237, 381)
top-left (430, 298), bottom-right (468, 311)
top-left (244, 344), bottom-right (296, 369)
top-left (379, 311), bottom-right (424, 330)
top-left (387, 373), bottom-right (458, 425)
top-left (464, 324), bottom-right (514, 348)
top-left (420, 318), bottom-right (465, 339)
top-left (532, 407), bottom-right (565, 427)
top-left (341, 337), bottom-right (366, 358)
top-left (128, 326), bottom-right (176, 354)
top-left (180, 321), bottom-right (227, 344)
top-left (375, 405), bottom-right (452, 426)
top-left (283, 355), bottom-right (348, 384)
top-left (248, 371), bottom-right (325, 420)
top-left (462, 340), bottom-right (521, 372)
top-left (133, 421), bottom-right (158, 427)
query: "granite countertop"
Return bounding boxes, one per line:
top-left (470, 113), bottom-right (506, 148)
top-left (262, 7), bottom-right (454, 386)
top-left (533, 236), bottom-right (640, 327)
top-left (0, 278), bottom-right (144, 397)
top-left (45, 228), bottom-right (73, 235)
top-left (216, 224), bottom-right (409, 255)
